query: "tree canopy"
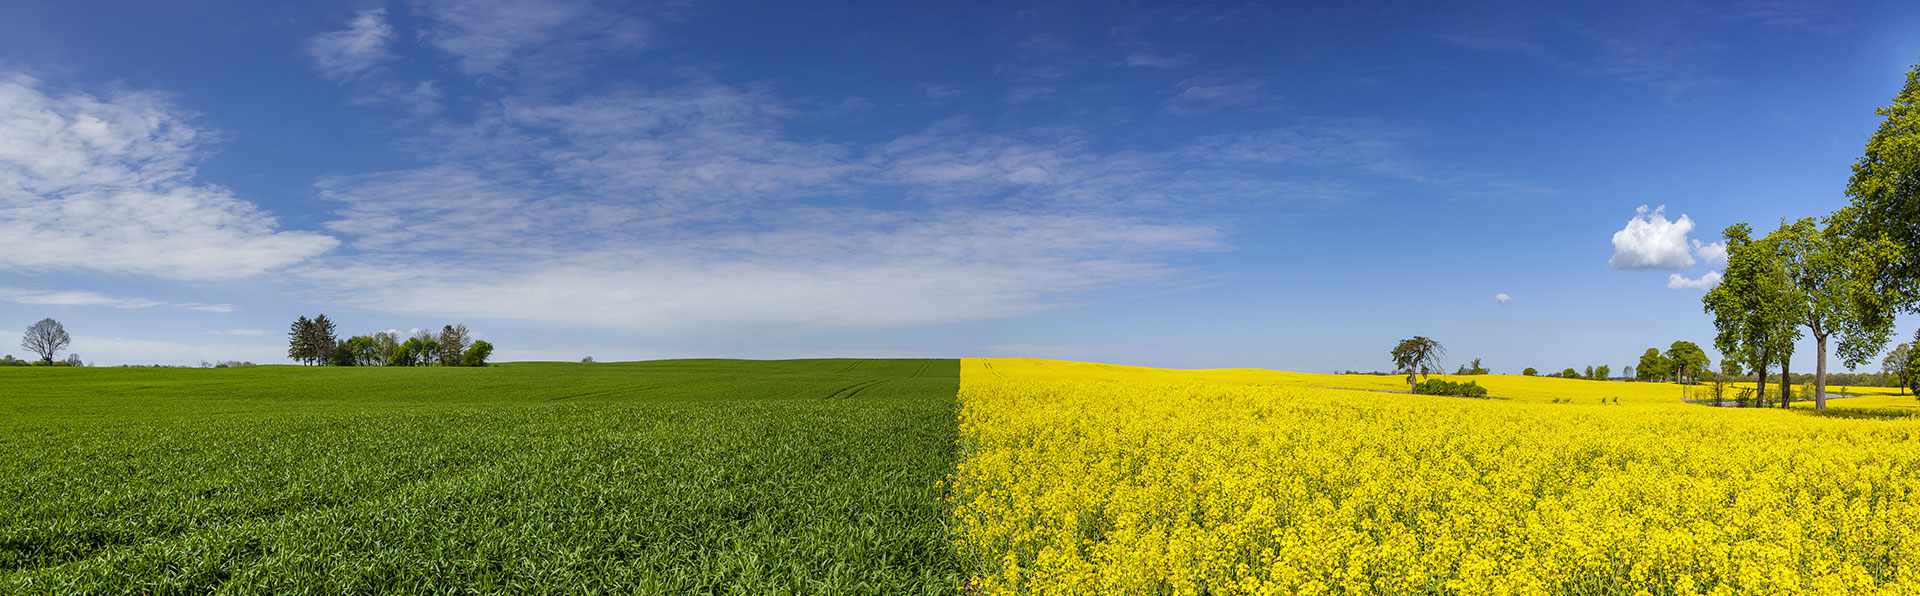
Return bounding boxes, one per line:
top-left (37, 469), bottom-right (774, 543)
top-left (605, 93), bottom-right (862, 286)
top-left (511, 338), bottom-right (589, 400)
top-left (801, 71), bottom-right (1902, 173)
top-left (1390, 337), bottom-right (1445, 391)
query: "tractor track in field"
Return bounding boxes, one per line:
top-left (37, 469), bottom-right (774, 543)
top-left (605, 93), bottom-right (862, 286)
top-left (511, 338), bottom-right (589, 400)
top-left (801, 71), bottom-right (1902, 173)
top-left (544, 384), bottom-right (668, 402)
top-left (822, 378), bottom-right (887, 400)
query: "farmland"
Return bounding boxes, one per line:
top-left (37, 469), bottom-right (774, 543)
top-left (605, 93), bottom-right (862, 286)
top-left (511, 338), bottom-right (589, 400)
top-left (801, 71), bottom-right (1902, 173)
top-left (10, 357), bottom-right (1920, 594)
top-left (950, 359), bottom-right (1920, 594)
top-left (0, 360), bottom-right (959, 593)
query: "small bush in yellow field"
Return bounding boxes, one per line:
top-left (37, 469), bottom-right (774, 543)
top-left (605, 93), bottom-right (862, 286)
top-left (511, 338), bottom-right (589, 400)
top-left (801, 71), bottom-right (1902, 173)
top-left (950, 358), bottom-right (1920, 594)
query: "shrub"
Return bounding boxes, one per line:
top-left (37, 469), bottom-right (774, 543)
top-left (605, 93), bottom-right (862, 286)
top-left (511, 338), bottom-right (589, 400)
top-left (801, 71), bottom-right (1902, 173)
top-left (1522, 367), bottom-right (1537, 376)
top-left (1414, 379), bottom-right (1489, 398)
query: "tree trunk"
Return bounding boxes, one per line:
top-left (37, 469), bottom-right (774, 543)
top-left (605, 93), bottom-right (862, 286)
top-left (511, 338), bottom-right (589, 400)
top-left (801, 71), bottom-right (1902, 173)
top-left (1754, 351), bottom-right (1768, 408)
top-left (1780, 355), bottom-right (1791, 408)
top-left (1815, 333), bottom-right (1829, 410)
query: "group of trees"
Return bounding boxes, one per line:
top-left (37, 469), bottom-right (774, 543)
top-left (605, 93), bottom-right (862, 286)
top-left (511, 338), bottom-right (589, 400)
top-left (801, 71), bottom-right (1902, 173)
top-left (1633, 342), bottom-right (1712, 384)
top-left (1885, 331), bottom-right (1920, 396)
top-left (1702, 64), bottom-right (1920, 410)
top-left (14, 318), bottom-right (79, 366)
top-left (288, 315), bottom-right (493, 367)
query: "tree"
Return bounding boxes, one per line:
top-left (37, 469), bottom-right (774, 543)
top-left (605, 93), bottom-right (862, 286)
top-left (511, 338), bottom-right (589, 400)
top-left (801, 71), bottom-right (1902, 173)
top-left (371, 331), bottom-right (399, 366)
top-left (408, 330), bottom-right (438, 366)
top-left (437, 324), bottom-right (471, 367)
top-left (21, 318), bottom-right (71, 365)
top-left (462, 340), bottom-right (494, 367)
top-left (1595, 365), bottom-right (1611, 380)
top-left (1771, 217), bottom-right (1900, 409)
top-left (288, 316), bottom-right (313, 365)
top-left (1890, 343), bottom-right (1914, 395)
top-left (1522, 367), bottom-right (1538, 376)
top-left (1843, 63), bottom-right (1920, 314)
top-left (1665, 341), bottom-right (1710, 385)
top-left (308, 314), bottom-right (339, 365)
top-left (1584, 365), bottom-right (1595, 380)
top-left (1703, 223), bottom-right (1800, 406)
top-left (1559, 368), bottom-right (1579, 378)
top-left (1636, 348), bottom-right (1670, 381)
top-left (62, 353), bottom-right (83, 367)
top-left (1389, 337), bottom-right (1445, 391)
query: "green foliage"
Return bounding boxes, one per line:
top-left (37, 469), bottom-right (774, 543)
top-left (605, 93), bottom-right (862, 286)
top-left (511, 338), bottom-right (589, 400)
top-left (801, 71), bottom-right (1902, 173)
top-left (1522, 367), bottom-right (1537, 376)
top-left (1560, 368), bottom-right (1580, 379)
top-left (0, 359), bottom-right (961, 592)
top-left (1390, 337), bottom-right (1445, 390)
top-left (1844, 63), bottom-right (1920, 311)
top-left (1636, 348), bottom-right (1670, 381)
top-left (1665, 341), bottom-right (1710, 384)
top-left (1413, 378), bottom-right (1489, 397)
top-left (1703, 223), bottom-right (1800, 390)
top-left (1594, 365), bottom-right (1611, 380)
top-left (461, 340), bottom-right (494, 367)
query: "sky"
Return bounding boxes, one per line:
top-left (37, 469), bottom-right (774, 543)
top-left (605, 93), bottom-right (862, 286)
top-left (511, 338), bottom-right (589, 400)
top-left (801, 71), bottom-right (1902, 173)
top-left (2, 0), bottom-right (1918, 372)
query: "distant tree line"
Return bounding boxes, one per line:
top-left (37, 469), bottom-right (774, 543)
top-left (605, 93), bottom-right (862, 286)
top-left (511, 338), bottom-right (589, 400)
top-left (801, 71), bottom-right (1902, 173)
top-left (288, 314), bottom-right (493, 367)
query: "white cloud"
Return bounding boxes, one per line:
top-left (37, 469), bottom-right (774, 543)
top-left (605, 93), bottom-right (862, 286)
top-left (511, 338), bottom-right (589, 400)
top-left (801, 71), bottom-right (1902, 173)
top-left (0, 287), bottom-right (240, 313)
top-left (1168, 78), bottom-right (1264, 114)
top-left (1125, 51), bottom-right (1193, 69)
top-left (306, 9), bottom-right (394, 80)
top-left (1692, 238), bottom-right (1728, 268)
top-left (416, 0), bottom-right (647, 78)
top-left (1494, 292), bottom-right (1512, 304)
top-left (0, 75), bottom-right (337, 279)
top-left (920, 84), bottom-right (963, 100)
top-left (1668, 270), bottom-right (1723, 289)
top-left (177, 303), bottom-right (237, 313)
top-left (1609, 204), bottom-right (1696, 270)
top-left (0, 287), bottom-right (162, 309)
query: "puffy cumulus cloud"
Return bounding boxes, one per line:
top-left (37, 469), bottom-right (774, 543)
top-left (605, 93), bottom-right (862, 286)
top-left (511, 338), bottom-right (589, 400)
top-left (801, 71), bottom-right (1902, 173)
top-left (1692, 239), bottom-right (1728, 268)
top-left (1609, 204), bottom-right (1696, 270)
top-left (0, 75), bottom-right (336, 280)
top-left (1494, 292), bottom-right (1512, 304)
top-left (1668, 270), bottom-right (1723, 289)
top-left (306, 9), bottom-right (394, 80)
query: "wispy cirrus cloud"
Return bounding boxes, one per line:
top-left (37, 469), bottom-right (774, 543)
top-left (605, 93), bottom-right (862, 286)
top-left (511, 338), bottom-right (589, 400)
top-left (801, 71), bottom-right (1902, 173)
top-left (0, 75), bottom-right (337, 280)
top-left (415, 0), bottom-right (647, 80)
top-left (0, 287), bottom-right (236, 312)
top-left (306, 9), bottom-right (394, 81)
top-left (1167, 77), bottom-right (1264, 114)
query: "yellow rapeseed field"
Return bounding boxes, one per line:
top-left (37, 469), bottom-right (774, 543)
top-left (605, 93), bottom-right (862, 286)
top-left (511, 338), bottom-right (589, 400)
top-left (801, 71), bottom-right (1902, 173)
top-left (949, 358), bottom-right (1920, 594)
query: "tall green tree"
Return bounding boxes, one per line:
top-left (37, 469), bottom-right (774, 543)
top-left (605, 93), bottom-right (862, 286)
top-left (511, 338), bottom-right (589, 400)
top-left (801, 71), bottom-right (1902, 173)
top-left (288, 316), bottom-right (313, 365)
top-left (1636, 348), bottom-right (1670, 381)
top-left (307, 314), bottom-right (339, 366)
top-left (1770, 217), bottom-right (1900, 409)
top-left (1888, 342), bottom-right (1914, 395)
top-left (1665, 341), bottom-right (1710, 385)
top-left (1595, 364), bottom-right (1611, 380)
top-left (1703, 223), bottom-right (1801, 407)
top-left (1389, 336), bottom-right (1445, 391)
top-left (1843, 63), bottom-right (1920, 312)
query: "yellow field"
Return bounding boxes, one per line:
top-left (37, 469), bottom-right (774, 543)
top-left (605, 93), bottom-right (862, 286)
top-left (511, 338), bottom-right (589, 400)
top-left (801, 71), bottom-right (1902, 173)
top-left (949, 358), bottom-right (1920, 594)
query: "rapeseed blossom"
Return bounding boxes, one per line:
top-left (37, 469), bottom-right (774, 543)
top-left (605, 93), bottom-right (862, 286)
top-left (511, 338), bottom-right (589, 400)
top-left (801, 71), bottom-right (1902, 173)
top-left (950, 358), bottom-right (1920, 594)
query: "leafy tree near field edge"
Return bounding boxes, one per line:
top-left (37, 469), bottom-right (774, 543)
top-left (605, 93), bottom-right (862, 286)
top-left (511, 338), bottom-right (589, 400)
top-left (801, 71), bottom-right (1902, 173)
top-left (1390, 337), bottom-right (1445, 392)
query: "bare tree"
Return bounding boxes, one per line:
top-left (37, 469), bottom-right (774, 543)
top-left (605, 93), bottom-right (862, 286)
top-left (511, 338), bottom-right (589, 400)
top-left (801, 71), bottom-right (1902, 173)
top-left (21, 318), bottom-right (71, 365)
top-left (1390, 336), bottom-right (1445, 392)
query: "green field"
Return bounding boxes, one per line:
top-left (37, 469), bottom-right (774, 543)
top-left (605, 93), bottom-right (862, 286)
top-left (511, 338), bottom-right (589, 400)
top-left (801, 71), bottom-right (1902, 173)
top-left (0, 359), bottom-right (960, 593)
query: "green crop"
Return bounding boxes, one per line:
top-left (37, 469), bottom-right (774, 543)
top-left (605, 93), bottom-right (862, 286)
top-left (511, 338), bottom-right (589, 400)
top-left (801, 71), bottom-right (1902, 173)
top-left (0, 359), bottom-right (960, 594)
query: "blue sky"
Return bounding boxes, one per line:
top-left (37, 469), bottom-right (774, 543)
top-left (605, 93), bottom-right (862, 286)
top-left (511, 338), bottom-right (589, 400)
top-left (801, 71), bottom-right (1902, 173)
top-left (2, 0), bottom-right (1917, 372)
